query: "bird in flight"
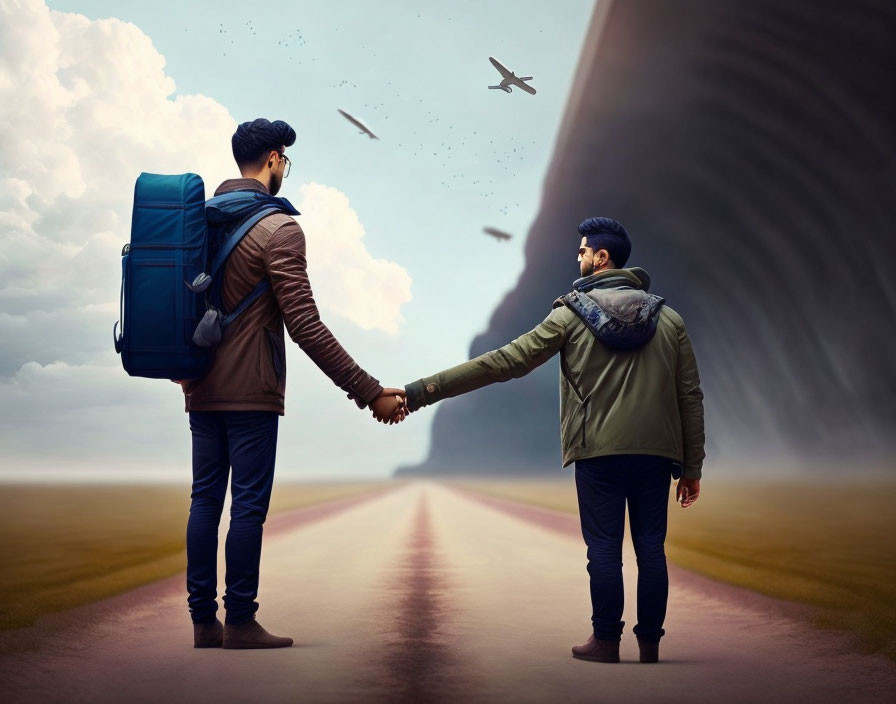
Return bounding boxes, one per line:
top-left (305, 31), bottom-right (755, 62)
top-left (483, 226), bottom-right (513, 241)
top-left (337, 109), bottom-right (379, 139)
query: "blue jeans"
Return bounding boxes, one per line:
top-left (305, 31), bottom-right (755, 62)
top-left (574, 454), bottom-right (675, 642)
top-left (186, 410), bottom-right (279, 625)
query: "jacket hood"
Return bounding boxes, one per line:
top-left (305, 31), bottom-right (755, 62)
top-left (205, 190), bottom-right (300, 226)
top-left (572, 266), bottom-right (651, 292)
top-left (559, 267), bottom-right (665, 350)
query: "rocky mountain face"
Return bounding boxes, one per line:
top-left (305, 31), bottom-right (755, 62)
top-left (397, 0), bottom-right (896, 477)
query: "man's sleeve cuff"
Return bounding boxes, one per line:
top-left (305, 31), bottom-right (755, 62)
top-left (405, 378), bottom-right (443, 411)
top-left (344, 378), bottom-right (383, 409)
top-left (405, 380), bottom-right (427, 412)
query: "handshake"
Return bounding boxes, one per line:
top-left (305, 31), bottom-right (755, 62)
top-left (369, 387), bottom-right (411, 426)
top-left (172, 379), bottom-right (413, 424)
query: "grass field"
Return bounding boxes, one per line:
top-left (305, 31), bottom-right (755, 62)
top-left (0, 480), bottom-right (395, 631)
top-left (446, 477), bottom-right (896, 661)
top-left (3, 476), bottom-right (895, 663)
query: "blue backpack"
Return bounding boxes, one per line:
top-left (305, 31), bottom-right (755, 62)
top-left (113, 172), bottom-right (299, 380)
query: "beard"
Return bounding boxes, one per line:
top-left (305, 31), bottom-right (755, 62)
top-left (269, 173), bottom-right (282, 195)
top-left (580, 261), bottom-right (593, 277)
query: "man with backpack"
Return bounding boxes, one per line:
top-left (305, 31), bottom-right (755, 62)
top-left (180, 118), bottom-right (407, 649)
top-left (397, 217), bottom-right (705, 664)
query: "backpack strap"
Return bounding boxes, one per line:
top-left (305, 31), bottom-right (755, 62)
top-left (210, 206), bottom-right (281, 279)
top-left (114, 250), bottom-right (127, 353)
top-left (222, 279), bottom-right (270, 328)
top-left (212, 206), bottom-right (294, 329)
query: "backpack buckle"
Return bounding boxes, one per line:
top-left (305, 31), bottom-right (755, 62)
top-left (184, 272), bottom-right (212, 293)
top-left (191, 307), bottom-right (223, 348)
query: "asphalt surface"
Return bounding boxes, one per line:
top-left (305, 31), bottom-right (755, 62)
top-left (1, 481), bottom-right (894, 703)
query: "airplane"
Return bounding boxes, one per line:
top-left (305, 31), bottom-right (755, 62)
top-left (337, 108), bottom-right (379, 139)
top-left (483, 226), bottom-right (513, 241)
top-left (487, 56), bottom-right (536, 95)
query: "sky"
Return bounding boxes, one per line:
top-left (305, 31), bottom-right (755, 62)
top-left (0, 0), bottom-right (597, 482)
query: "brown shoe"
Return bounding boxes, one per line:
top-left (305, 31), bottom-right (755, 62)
top-left (193, 618), bottom-right (224, 648)
top-left (571, 634), bottom-right (620, 662)
top-left (223, 618), bottom-right (293, 649)
top-left (637, 638), bottom-right (659, 663)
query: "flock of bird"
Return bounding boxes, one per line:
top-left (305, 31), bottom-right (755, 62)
top-left (202, 18), bottom-right (541, 242)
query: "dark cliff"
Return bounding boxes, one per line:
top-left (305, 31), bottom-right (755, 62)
top-left (397, 0), bottom-right (896, 476)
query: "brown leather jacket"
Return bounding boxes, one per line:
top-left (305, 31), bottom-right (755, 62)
top-left (180, 178), bottom-right (383, 414)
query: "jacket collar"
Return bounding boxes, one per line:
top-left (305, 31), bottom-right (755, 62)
top-left (572, 266), bottom-right (651, 293)
top-left (214, 178), bottom-right (270, 196)
top-left (205, 179), bottom-right (299, 226)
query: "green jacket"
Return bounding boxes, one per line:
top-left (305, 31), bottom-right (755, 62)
top-left (405, 267), bottom-right (706, 479)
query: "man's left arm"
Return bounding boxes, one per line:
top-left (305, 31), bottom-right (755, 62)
top-left (405, 306), bottom-right (575, 411)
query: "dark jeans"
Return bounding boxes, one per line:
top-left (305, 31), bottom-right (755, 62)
top-left (574, 453), bottom-right (675, 642)
top-left (186, 410), bottom-right (279, 625)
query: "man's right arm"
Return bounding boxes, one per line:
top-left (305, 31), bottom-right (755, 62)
top-left (263, 219), bottom-right (383, 408)
top-left (675, 317), bottom-right (705, 479)
top-left (404, 306), bottom-right (574, 411)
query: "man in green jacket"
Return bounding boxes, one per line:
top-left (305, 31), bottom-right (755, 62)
top-left (399, 217), bottom-right (705, 664)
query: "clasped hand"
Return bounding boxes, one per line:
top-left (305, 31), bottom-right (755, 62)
top-left (370, 387), bottom-right (410, 425)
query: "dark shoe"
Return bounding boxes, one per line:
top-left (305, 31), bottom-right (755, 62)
top-left (223, 618), bottom-right (293, 649)
top-left (193, 618), bottom-right (224, 648)
top-left (571, 634), bottom-right (620, 662)
top-left (637, 638), bottom-right (659, 663)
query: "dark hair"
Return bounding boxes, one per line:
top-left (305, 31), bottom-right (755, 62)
top-left (231, 118), bottom-right (296, 171)
top-left (577, 217), bottom-right (631, 268)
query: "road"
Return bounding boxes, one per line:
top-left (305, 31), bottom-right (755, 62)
top-left (1, 481), bottom-right (894, 703)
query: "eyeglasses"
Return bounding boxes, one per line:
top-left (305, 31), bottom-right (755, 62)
top-left (278, 152), bottom-right (291, 178)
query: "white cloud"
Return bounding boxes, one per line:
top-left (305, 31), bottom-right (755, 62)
top-left (296, 183), bottom-right (413, 335)
top-left (0, 0), bottom-right (238, 381)
top-left (0, 0), bottom-right (413, 479)
top-left (0, 358), bottom-right (190, 473)
top-left (0, 0), bottom-right (411, 378)
top-left (4, 359), bottom-right (151, 412)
